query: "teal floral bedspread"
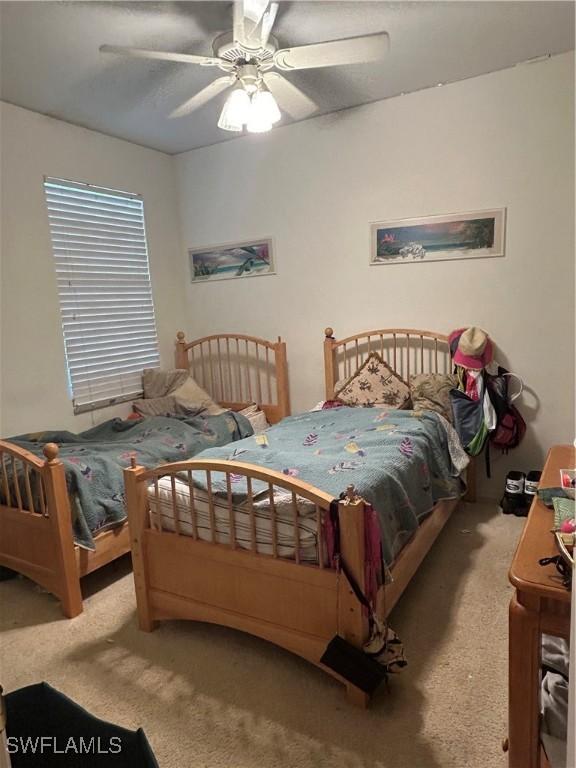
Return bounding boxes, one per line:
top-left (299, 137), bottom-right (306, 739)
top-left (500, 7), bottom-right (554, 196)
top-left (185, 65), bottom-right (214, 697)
top-left (8, 412), bottom-right (252, 550)
top-left (195, 407), bottom-right (464, 568)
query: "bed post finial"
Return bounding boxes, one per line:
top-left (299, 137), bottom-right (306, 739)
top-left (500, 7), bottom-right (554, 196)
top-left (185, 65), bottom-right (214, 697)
top-left (175, 331), bottom-right (188, 369)
top-left (130, 456), bottom-right (137, 469)
top-left (324, 328), bottom-right (336, 400)
top-left (43, 443), bottom-right (60, 463)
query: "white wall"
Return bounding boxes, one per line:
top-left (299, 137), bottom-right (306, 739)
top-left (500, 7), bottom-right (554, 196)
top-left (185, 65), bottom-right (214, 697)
top-left (175, 52), bottom-right (575, 496)
top-left (0, 102), bottom-right (187, 435)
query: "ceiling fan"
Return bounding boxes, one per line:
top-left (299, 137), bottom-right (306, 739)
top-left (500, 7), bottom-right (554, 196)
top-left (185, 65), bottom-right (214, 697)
top-left (100, 0), bottom-right (389, 134)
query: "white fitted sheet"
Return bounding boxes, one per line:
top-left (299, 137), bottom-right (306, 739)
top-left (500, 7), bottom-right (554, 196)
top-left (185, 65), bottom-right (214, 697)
top-left (148, 476), bottom-right (321, 563)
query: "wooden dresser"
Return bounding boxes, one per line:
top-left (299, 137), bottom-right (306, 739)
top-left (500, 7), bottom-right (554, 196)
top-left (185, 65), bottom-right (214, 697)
top-left (507, 444), bottom-right (574, 768)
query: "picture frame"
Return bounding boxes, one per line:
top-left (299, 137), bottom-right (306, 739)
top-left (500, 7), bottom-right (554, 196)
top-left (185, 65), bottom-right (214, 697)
top-left (189, 238), bottom-right (275, 283)
top-left (370, 208), bottom-right (506, 266)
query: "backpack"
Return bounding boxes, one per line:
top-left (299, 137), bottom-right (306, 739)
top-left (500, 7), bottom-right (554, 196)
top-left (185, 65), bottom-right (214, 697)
top-left (449, 388), bottom-right (489, 456)
top-left (485, 367), bottom-right (526, 451)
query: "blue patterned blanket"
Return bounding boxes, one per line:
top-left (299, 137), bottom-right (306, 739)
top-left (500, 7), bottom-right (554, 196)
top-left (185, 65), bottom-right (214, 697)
top-left (194, 407), bottom-right (464, 568)
top-left (8, 412), bottom-right (252, 550)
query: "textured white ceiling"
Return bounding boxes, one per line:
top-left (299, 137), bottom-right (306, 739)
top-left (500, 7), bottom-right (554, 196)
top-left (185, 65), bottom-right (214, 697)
top-left (1, 1), bottom-right (574, 154)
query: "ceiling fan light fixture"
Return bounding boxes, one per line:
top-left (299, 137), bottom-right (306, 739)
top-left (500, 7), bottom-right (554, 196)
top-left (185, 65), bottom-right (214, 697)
top-left (217, 84), bottom-right (251, 131)
top-left (251, 87), bottom-right (281, 125)
top-left (246, 116), bottom-right (273, 133)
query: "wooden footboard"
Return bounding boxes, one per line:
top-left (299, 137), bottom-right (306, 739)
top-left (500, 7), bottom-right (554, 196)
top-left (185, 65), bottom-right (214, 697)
top-left (0, 441), bottom-right (83, 617)
top-left (124, 455), bottom-right (461, 705)
top-left (124, 458), bottom-right (371, 705)
top-left (0, 441), bottom-right (131, 617)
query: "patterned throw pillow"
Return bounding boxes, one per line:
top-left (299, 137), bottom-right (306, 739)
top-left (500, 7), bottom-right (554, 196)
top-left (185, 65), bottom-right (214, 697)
top-left (335, 353), bottom-right (411, 408)
top-left (410, 373), bottom-right (457, 422)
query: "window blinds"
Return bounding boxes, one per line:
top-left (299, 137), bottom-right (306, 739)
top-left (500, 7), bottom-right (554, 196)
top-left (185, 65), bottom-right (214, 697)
top-left (44, 177), bottom-right (160, 413)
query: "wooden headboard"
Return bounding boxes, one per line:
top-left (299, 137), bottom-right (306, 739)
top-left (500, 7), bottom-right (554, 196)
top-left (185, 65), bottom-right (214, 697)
top-left (323, 327), bottom-right (451, 400)
top-left (175, 332), bottom-right (290, 424)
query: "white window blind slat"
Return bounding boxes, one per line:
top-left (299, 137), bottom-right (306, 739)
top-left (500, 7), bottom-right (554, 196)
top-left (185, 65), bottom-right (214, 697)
top-left (48, 215), bottom-right (147, 233)
top-left (45, 177), bottom-right (160, 413)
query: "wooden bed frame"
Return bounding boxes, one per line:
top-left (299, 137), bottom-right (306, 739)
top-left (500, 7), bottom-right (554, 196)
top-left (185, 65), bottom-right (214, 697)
top-left (124, 327), bottom-right (466, 706)
top-left (0, 331), bottom-right (289, 617)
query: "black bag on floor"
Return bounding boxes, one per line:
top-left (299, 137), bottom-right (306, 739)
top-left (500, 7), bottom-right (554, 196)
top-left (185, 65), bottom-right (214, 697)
top-left (4, 683), bottom-right (159, 767)
top-left (321, 635), bottom-right (387, 694)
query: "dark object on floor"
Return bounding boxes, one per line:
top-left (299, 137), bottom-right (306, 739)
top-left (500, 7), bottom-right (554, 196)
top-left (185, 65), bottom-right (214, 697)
top-left (5, 683), bottom-right (159, 767)
top-left (0, 566), bottom-right (18, 581)
top-left (524, 470), bottom-right (542, 507)
top-left (500, 470), bottom-right (529, 516)
top-left (321, 635), bottom-right (387, 694)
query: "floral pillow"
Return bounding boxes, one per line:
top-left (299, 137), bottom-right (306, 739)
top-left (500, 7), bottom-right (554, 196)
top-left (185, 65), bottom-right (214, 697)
top-left (410, 373), bottom-right (457, 422)
top-left (335, 353), bottom-right (411, 408)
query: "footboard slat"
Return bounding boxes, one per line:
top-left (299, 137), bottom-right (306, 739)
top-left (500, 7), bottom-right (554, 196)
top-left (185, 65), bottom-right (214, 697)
top-left (247, 476), bottom-right (257, 552)
top-left (24, 465), bottom-right (34, 513)
top-left (37, 473), bottom-right (46, 516)
top-left (268, 483), bottom-right (278, 558)
top-left (1, 454), bottom-right (12, 507)
top-left (226, 473), bottom-right (235, 549)
top-left (152, 477), bottom-right (160, 530)
top-left (291, 492), bottom-right (301, 565)
top-left (170, 475), bottom-right (180, 535)
top-left (206, 470), bottom-right (216, 543)
top-left (187, 471), bottom-right (198, 539)
top-left (11, 458), bottom-right (23, 511)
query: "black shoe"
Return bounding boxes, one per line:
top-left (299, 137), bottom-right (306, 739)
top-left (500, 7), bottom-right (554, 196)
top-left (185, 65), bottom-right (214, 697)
top-left (500, 471), bottom-right (527, 515)
top-left (524, 470), bottom-right (542, 509)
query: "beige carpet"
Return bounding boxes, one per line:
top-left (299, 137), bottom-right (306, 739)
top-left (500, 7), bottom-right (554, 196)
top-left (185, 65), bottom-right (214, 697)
top-left (0, 502), bottom-right (523, 768)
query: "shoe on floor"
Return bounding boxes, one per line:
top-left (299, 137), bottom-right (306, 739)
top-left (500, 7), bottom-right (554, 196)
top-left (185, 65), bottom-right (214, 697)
top-left (500, 471), bottom-right (528, 516)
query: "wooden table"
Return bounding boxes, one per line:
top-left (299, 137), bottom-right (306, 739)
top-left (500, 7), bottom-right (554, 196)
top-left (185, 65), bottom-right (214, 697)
top-left (507, 444), bottom-right (574, 768)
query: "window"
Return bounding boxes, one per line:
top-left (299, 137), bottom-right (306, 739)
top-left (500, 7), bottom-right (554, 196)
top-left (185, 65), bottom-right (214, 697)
top-left (44, 177), bottom-right (160, 414)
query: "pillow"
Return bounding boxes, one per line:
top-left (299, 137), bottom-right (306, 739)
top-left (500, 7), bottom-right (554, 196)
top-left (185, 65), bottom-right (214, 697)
top-left (238, 403), bottom-right (270, 433)
top-left (133, 396), bottom-right (179, 417)
top-left (142, 369), bottom-right (189, 399)
top-left (335, 353), bottom-right (411, 408)
top-left (410, 373), bottom-right (458, 422)
top-left (142, 368), bottom-right (225, 416)
top-left (172, 377), bottom-right (226, 416)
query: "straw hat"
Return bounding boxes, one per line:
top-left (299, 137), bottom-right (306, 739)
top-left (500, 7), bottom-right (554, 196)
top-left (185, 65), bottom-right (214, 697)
top-left (448, 327), bottom-right (493, 370)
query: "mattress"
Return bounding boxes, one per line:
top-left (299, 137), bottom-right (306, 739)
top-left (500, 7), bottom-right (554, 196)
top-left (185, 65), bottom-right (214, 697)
top-left (148, 477), bottom-right (321, 563)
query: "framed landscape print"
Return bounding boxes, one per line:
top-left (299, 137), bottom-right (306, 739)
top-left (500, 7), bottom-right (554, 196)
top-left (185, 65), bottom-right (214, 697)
top-left (189, 238), bottom-right (275, 282)
top-left (370, 209), bottom-right (506, 265)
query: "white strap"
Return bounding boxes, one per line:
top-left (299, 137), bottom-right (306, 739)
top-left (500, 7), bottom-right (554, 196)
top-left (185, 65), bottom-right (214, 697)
top-left (502, 372), bottom-right (524, 403)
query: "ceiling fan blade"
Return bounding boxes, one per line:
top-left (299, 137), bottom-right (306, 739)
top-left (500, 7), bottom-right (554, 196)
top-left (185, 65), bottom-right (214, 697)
top-left (242, 0), bottom-right (270, 26)
top-left (233, 1), bottom-right (246, 45)
top-left (169, 76), bottom-right (235, 118)
top-left (100, 44), bottom-right (220, 67)
top-left (263, 73), bottom-right (317, 120)
top-left (233, 0), bottom-right (272, 47)
top-left (274, 32), bottom-right (389, 71)
top-left (259, 2), bottom-right (278, 47)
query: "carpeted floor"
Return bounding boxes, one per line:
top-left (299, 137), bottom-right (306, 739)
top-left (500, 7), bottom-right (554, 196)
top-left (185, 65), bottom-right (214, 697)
top-left (0, 502), bottom-right (523, 768)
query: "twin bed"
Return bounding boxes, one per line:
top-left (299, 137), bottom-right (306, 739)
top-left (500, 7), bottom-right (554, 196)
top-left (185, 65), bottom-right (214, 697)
top-left (0, 332), bottom-right (289, 617)
top-left (125, 327), bottom-right (467, 705)
top-left (1, 326), bottom-right (468, 705)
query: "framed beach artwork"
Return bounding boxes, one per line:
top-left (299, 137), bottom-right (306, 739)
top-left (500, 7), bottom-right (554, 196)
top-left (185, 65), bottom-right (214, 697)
top-left (189, 238), bottom-right (275, 283)
top-left (370, 209), bottom-right (506, 265)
